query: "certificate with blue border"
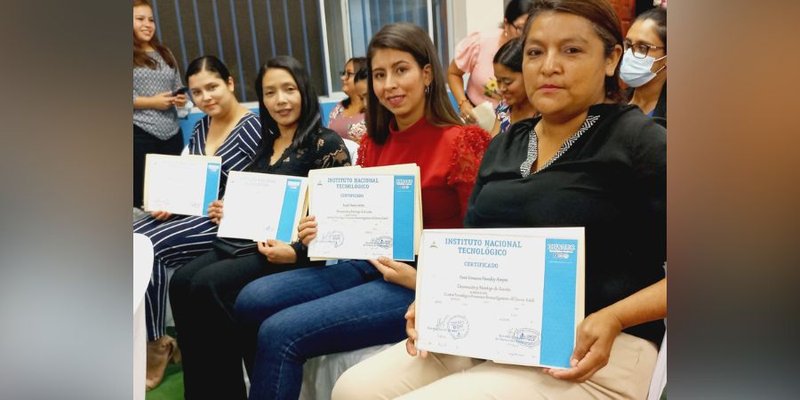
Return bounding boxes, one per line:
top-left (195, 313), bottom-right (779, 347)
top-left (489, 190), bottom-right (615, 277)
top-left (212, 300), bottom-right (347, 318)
top-left (307, 165), bottom-right (421, 261)
top-left (415, 227), bottom-right (585, 369)
top-left (143, 154), bottom-right (222, 217)
top-left (217, 171), bottom-right (308, 242)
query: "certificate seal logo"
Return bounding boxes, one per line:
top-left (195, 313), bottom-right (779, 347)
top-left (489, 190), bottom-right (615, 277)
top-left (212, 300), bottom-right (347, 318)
top-left (447, 315), bottom-right (470, 339)
top-left (511, 328), bottom-right (540, 347)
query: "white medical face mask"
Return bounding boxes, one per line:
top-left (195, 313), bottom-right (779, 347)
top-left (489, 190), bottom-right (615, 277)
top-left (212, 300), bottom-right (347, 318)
top-left (619, 49), bottom-right (666, 88)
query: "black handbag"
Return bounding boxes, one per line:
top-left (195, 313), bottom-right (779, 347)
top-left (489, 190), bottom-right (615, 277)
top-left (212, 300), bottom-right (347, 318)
top-left (213, 237), bottom-right (258, 257)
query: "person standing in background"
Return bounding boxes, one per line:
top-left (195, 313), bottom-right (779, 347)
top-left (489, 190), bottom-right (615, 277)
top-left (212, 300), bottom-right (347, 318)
top-left (327, 57), bottom-right (368, 142)
top-left (448, 0), bottom-right (534, 124)
top-left (132, 0), bottom-right (187, 208)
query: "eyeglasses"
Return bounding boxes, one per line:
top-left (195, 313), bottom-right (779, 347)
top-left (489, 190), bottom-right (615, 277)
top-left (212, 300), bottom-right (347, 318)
top-left (339, 71), bottom-right (355, 79)
top-left (623, 40), bottom-right (665, 59)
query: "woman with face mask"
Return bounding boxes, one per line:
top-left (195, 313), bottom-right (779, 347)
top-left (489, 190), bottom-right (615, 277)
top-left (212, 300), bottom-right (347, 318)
top-left (621, 6), bottom-right (667, 125)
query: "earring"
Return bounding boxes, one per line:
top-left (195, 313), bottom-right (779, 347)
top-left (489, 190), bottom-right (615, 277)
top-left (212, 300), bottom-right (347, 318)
top-left (424, 85), bottom-right (430, 95)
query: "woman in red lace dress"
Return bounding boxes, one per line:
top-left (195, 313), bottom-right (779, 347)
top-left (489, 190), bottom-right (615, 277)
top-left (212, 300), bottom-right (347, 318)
top-left (232, 22), bottom-right (491, 400)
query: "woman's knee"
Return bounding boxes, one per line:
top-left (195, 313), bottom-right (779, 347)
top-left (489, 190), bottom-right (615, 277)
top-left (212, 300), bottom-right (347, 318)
top-left (254, 314), bottom-right (298, 357)
top-left (234, 279), bottom-right (282, 324)
top-left (168, 265), bottom-right (193, 296)
top-left (331, 365), bottom-right (371, 400)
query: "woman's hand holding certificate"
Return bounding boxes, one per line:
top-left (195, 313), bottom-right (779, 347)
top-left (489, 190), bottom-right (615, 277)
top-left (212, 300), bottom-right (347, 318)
top-left (543, 309), bottom-right (622, 382)
top-left (404, 301), bottom-right (429, 359)
top-left (207, 200), bottom-right (224, 225)
top-left (297, 215), bottom-right (317, 246)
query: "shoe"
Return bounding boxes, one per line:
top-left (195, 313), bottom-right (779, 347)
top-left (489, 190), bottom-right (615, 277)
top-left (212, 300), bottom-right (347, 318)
top-left (145, 335), bottom-right (177, 391)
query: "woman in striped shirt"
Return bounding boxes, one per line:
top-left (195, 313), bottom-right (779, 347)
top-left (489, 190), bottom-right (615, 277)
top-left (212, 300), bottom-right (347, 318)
top-left (133, 55), bottom-right (262, 391)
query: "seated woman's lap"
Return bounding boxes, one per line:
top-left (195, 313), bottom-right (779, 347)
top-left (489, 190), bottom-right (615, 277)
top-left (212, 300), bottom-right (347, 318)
top-left (255, 279), bottom-right (415, 359)
top-left (133, 214), bottom-right (217, 259)
top-left (234, 259), bottom-right (380, 325)
top-left (334, 333), bottom-right (659, 400)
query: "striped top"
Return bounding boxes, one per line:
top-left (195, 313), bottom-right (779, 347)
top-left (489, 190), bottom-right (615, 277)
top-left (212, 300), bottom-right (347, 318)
top-left (133, 51), bottom-right (183, 139)
top-left (187, 112), bottom-right (263, 196)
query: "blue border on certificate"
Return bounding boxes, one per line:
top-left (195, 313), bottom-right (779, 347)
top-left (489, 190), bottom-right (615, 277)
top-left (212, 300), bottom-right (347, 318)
top-left (201, 162), bottom-right (221, 217)
top-left (392, 175), bottom-right (415, 260)
top-left (276, 178), bottom-right (303, 242)
top-left (540, 238), bottom-right (579, 368)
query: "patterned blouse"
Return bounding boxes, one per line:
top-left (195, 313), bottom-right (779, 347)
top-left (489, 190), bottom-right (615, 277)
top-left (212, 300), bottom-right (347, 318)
top-left (248, 126), bottom-right (351, 176)
top-left (495, 100), bottom-right (512, 136)
top-left (133, 51), bottom-right (183, 139)
top-left (327, 102), bottom-right (367, 143)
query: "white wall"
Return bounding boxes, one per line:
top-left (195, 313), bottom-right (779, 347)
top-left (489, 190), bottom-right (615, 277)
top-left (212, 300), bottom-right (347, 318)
top-left (450, 0), bottom-right (505, 49)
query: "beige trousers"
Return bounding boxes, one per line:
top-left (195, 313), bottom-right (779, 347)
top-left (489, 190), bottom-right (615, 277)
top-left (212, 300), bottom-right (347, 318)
top-left (332, 333), bottom-right (658, 400)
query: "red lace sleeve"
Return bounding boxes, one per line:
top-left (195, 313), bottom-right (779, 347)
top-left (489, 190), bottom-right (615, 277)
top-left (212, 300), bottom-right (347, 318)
top-left (356, 136), bottom-right (372, 167)
top-left (447, 125), bottom-right (491, 220)
top-left (447, 125), bottom-right (491, 186)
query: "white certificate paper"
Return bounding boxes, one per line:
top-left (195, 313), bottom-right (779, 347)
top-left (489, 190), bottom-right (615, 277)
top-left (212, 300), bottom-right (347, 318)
top-left (143, 154), bottom-right (222, 217)
top-left (217, 171), bottom-right (308, 242)
top-left (415, 228), bottom-right (585, 369)
top-left (307, 166), bottom-right (420, 261)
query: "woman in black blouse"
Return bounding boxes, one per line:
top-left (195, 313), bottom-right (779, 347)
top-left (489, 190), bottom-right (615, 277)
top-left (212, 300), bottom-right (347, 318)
top-left (334, 1), bottom-right (666, 399)
top-left (168, 56), bottom-right (351, 400)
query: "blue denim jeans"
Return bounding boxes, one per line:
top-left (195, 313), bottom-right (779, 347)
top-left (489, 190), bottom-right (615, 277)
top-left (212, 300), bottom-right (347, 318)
top-left (234, 259), bottom-right (415, 400)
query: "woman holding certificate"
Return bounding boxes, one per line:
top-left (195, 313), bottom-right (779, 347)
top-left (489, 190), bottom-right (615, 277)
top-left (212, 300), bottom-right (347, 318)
top-left (334, 1), bottom-right (666, 399)
top-left (133, 55), bottom-right (263, 391)
top-left (233, 23), bottom-right (491, 400)
top-left (168, 56), bottom-right (351, 400)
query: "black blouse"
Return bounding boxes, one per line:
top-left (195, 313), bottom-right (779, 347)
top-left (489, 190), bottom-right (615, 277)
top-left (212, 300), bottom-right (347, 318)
top-left (465, 103), bottom-right (666, 345)
top-left (247, 126), bottom-right (351, 175)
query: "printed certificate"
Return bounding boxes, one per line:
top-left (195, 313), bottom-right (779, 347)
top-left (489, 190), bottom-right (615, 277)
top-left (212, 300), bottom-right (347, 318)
top-left (217, 171), bottom-right (308, 242)
top-left (307, 165), bottom-right (421, 261)
top-left (415, 227), bottom-right (585, 369)
top-left (143, 154), bottom-right (222, 217)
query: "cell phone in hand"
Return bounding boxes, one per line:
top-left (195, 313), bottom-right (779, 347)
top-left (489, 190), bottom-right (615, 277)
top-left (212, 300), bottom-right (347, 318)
top-left (172, 87), bottom-right (189, 96)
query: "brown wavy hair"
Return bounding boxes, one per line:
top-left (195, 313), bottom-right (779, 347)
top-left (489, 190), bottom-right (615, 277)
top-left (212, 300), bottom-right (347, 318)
top-left (133, 0), bottom-right (177, 69)
top-left (365, 23), bottom-right (462, 145)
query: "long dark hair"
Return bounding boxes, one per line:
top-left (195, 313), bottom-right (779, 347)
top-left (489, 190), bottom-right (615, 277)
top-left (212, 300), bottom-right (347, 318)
top-left (505, 0), bottom-right (535, 22)
top-left (365, 23), bottom-right (461, 144)
top-left (254, 56), bottom-right (322, 156)
top-left (493, 38), bottom-right (524, 72)
top-left (523, 0), bottom-right (625, 102)
top-left (341, 57), bottom-right (367, 109)
top-left (132, 0), bottom-right (177, 69)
